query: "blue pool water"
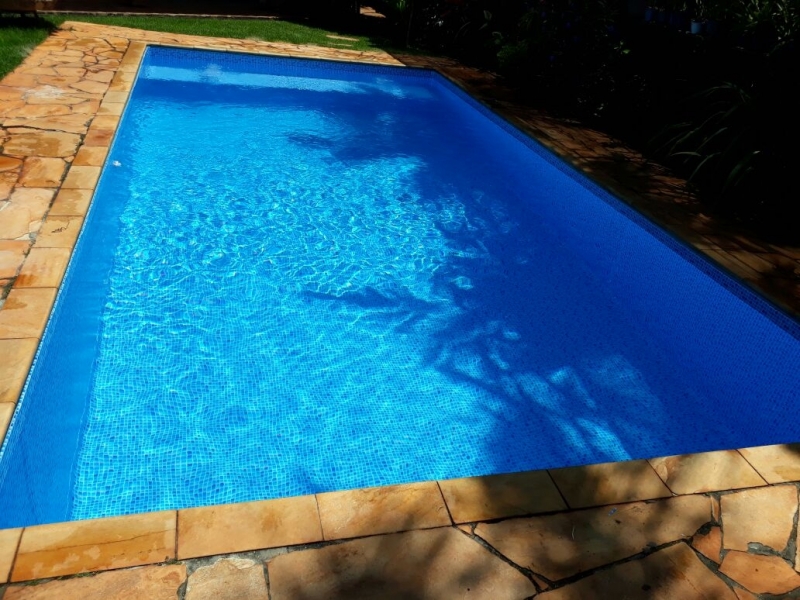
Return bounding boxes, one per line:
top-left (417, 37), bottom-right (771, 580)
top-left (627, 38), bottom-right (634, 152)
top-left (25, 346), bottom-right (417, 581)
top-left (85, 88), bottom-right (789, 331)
top-left (1, 47), bottom-right (799, 528)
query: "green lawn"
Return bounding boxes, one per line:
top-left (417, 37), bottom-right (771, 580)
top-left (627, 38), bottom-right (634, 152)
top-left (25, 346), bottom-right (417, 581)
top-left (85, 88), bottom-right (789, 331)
top-left (0, 14), bottom-right (398, 79)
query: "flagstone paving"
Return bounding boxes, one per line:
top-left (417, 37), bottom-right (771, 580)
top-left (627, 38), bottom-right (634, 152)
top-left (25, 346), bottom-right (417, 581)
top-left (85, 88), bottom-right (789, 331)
top-left (0, 19), bottom-right (799, 599)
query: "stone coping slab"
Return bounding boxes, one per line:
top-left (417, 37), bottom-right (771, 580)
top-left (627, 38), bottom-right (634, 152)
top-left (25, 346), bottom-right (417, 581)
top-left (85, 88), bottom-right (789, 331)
top-left (1, 20), bottom-right (799, 597)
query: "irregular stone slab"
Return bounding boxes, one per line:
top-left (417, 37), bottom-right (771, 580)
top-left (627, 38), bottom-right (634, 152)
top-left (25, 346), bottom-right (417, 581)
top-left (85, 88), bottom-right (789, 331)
top-left (1, 401), bottom-right (14, 440)
top-left (317, 482), bottom-right (450, 540)
top-left (539, 542), bottom-right (736, 599)
top-left (439, 471), bottom-right (567, 524)
top-left (738, 445), bottom-right (800, 483)
top-left (19, 157), bottom-right (66, 188)
top-left (0, 203), bottom-right (32, 239)
top-left (185, 557), bottom-right (268, 600)
top-left (3, 116), bottom-right (90, 134)
top-left (3, 130), bottom-right (81, 158)
top-left (548, 460), bottom-right (671, 508)
top-left (692, 526), bottom-right (722, 563)
top-left (649, 451), bottom-right (765, 494)
top-left (267, 527), bottom-right (535, 599)
top-left (0, 338), bottom-right (38, 403)
top-left (0, 526), bottom-right (22, 583)
top-left (4, 564), bottom-right (186, 599)
top-left (0, 240), bottom-right (29, 278)
top-left (721, 484), bottom-right (798, 552)
top-left (12, 510), bottom-right (176, 581)
top-left (0, 156), bottom-right (22, 172)
top-left (475, 495), bottom-right (712, 581)
top-left (6, 104), bottom-right (72, 118)
top-left (9, 188), bottom-right (55, 220)
top-left (1, 171), bottom-right (18, 200)
top-left (719, 551), bottom-right (800, 595)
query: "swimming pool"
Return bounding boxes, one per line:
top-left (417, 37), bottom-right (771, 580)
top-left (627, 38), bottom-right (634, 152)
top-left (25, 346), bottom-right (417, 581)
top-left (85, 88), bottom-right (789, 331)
top-left (1, 46), bottom-right (798, 528)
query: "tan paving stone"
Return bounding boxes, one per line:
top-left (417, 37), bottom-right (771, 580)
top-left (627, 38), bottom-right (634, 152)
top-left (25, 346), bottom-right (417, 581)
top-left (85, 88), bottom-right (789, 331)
top-left (73, 146), bottom-right (108, 167)
top-left (83, 128), bottom-right (114, 147)
top-left (439, 471), bottom-right (566, 523)
top-left (475, 494), bottom-right (712, 582)
top-left (548, 460), bottom-right (671, 509)
top-left (0, 338), bottom-right (38, 403)
top-left (721, 484), bottom-right (798, 552)
top-left (317, 482), bottom-right (450, 540)
top-left (538, 542), bottom-right (735, 599)
top-left (177, 494), bottom-right (322, 559)
top-left (9, 188), bottom-right (55, 219)
top-left (719, 551), bottom-right (800, 595)
top-left (0, 240), bottom-right (29, 278)
top-left (35, 216), bottom-right (84, 248)
top-left (49, 188), bottom-right (93, 216)
top-left (0, 203), bottom-right (32, 239)
top-left (4, 104), bottom-right (72, 118)
top-left (0, 526), bottom-right (22, 584)
top-left (267, 527), bottom-right (535, 599)
top-left (4, 564), bottom-right (186, 599)
top-left (12, 511), bottom-right (176, 581)
top-left (102, 91), bottom-right (128, 103)
top-left (0, 156), bottom-right (22, 172)
top-left (86, 70), bottom-right (115, 83)
top-left (97, 102), bottom-right (124, 116)
top-left (69, 80), bottom-right (109, 95)
top-left (185, 557), bottom-right (268, 600)
top-left (733, 588), bottom-right (759, 600)
top-left (19, 157), bottom-right (66, 188)
top-left (649, 451), bottom-right (766, 494)
top-left (739, 444), bottom-right (800, 483)
top-left (2, 130), bottom-right (81, 158)
top-left (3, 116), bottom-right (90, 134)
top-left (0, 171), bottom-right (16, 200)
top-left (692, 525), bottom-right (722, 563)
top-left (1, 399), bottom-right (14, 439)
top-left (0, 288), bottom-right (56, 339)
top-left (91, 115), bottom-right (119, 129)
top-left (16, 247), bottom-right (71, 288)
top-left (62, 165), bottom-right (101, 189)
top-left (71, 99), bottom-right (101, 115)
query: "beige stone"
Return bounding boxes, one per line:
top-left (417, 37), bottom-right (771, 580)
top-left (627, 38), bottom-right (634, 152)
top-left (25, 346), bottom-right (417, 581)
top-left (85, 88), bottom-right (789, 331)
top-left (439, 471), bottom-right (566, 524)
top-left (70, 79), bottom-right (109, 95)
top-left (2, 130), bottom-right (81, 158)
top-left (0, 288), bottom-right (56, 339)
top-left (539, 542), bottom-right (736, 599)
top-left (1, 401), bottom-right (14, 439)
top-left (475, 494), bottom-right (711, 582)
top-left (4, 564), bottom-right (186, 599)
top-left (83, 129), bottom-right (114, 147)
top-left (3, 116), bottom-right (89, 134)
top-left (9, 188), bottom-right (55, 219)
top-left (548, 460), bottom-right (671, 509)
top-left (0, 156), bottom-right (22, 172)
top-left (97, 102), bottom-right (124, 116)
top-left (73, 146), bottom-right (109, 167)
top-left (91, 115), bottom-right (119, 129)
top-left (733, 588), bottom-right (759, 600)
top-left (0, 527), bottom-right (22, 584)
top-left (86, 70), bottom-right (115, 83)
top-left (185, 558), bottom-right (268, 600)
top-left (19, 158), bottom-right (66, 188)
top-left (49, 189), bottom-right (93, 216)
top-left (177, 494), bottom-right (322, 559)
top-left (34, 216), bottom-right (84, 248)
top-left (0, 240), bottom-right (29, 278)
top-left (317, 482), bottom-right (450, 540)
top-left (62, 165), bottom-right (101, 189)
top-left (267, 527), bottom-right (535, 599)
top-left (0, 203), bottom-right (32, 239)
top-left (16, 248), bottom-right (71, 288)
top-left (649, 451), bottom-right (766, 494)
top-left (721, 484), bottom-right (798, 552)
top-left (7, 104), bottom-right (72, 119)
top-left (719, 551), bottom-right (800, 595)
top-left (12, 511), bottom-right (176, 581)
top-left (739, 444), bottom-right (800, 483)
top-left (1, 172), bottom-right (17, 201)
top-left (0, 338), bottom-right (38, 404)
top-left (692, 526), bottom-right (722, 563)
top-left (102, 91), bottom-right (128, 103)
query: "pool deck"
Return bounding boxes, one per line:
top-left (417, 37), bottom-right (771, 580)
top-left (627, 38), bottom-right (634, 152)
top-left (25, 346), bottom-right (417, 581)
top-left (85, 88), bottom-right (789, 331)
top-left (1, 21), bottom-right (799, 599)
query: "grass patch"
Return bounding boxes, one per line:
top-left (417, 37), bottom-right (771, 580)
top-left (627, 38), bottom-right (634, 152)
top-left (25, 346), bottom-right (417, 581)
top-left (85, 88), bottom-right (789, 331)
top-left (0, 13), bottom-right (400, 79)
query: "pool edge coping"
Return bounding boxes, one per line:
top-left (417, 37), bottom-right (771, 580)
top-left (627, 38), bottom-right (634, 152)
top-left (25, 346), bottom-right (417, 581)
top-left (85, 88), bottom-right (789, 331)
top-left (1, 23), bottom-right (800, 586)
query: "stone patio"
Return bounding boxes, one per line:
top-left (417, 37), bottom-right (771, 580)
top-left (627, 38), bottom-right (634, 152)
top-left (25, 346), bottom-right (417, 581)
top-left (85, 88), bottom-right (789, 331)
top-left (1, 20), bottom-right (799, 599)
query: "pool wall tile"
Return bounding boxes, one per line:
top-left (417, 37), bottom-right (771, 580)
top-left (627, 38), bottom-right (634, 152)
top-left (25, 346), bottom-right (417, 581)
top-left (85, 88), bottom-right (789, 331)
top-left (0, 339), bottom-right (38, 403)
top-left (0, 288), bottom-right (57, 339)
top-left (11, 510), bottom-right (176, 581)
top-left (438, 471), bottom-right (567, 524)
top-left (14, 248), bottom-right (71, 288)
top-left (548, 460), bottom-right (672, 509)
top-left (176, 495), bottom-right (322, 559)
top-left (738, 445), bottom-right (800, 484)
top-left (0, 527), bottom-right (22, 584)
top-left (316, 482), bottom-right (450, 540)
top-left (49, 189), bottom-right (93, 216)
top-left (33, 216), bottom-right (84, 248)
top-left (649, 451), bottom-right (767, 495)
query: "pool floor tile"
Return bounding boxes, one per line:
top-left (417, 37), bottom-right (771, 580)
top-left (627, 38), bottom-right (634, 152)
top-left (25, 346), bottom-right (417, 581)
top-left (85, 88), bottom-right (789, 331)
top-left (738, 444), bottom-right (800, 484)
top-left (438, 471), bottom-right (566, 524)
top-left (0, 527), bottom-right (23, 584)
top-left (177, 495), bottom-right (322, 559)
top-left (648, 450), bottom-right (766, 494)
top-left (3, 564), bottom-right (186, 600)
top-left (548, 459), bottom-right (672, 509)
top-left (12, 510), bottom-right (176, 581)
top-left (0, 288), bottom-right (57, 339)
top-left (15, 247), bottom-right (71, 288)
top-left (474, 494), bottom-right (712, 582)
top-left (0, 338), bottom-right (38, 403)
top-left (266, 527), bottom-right (536, 600)
top-left (316, 482), bottom-right (450, 540)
